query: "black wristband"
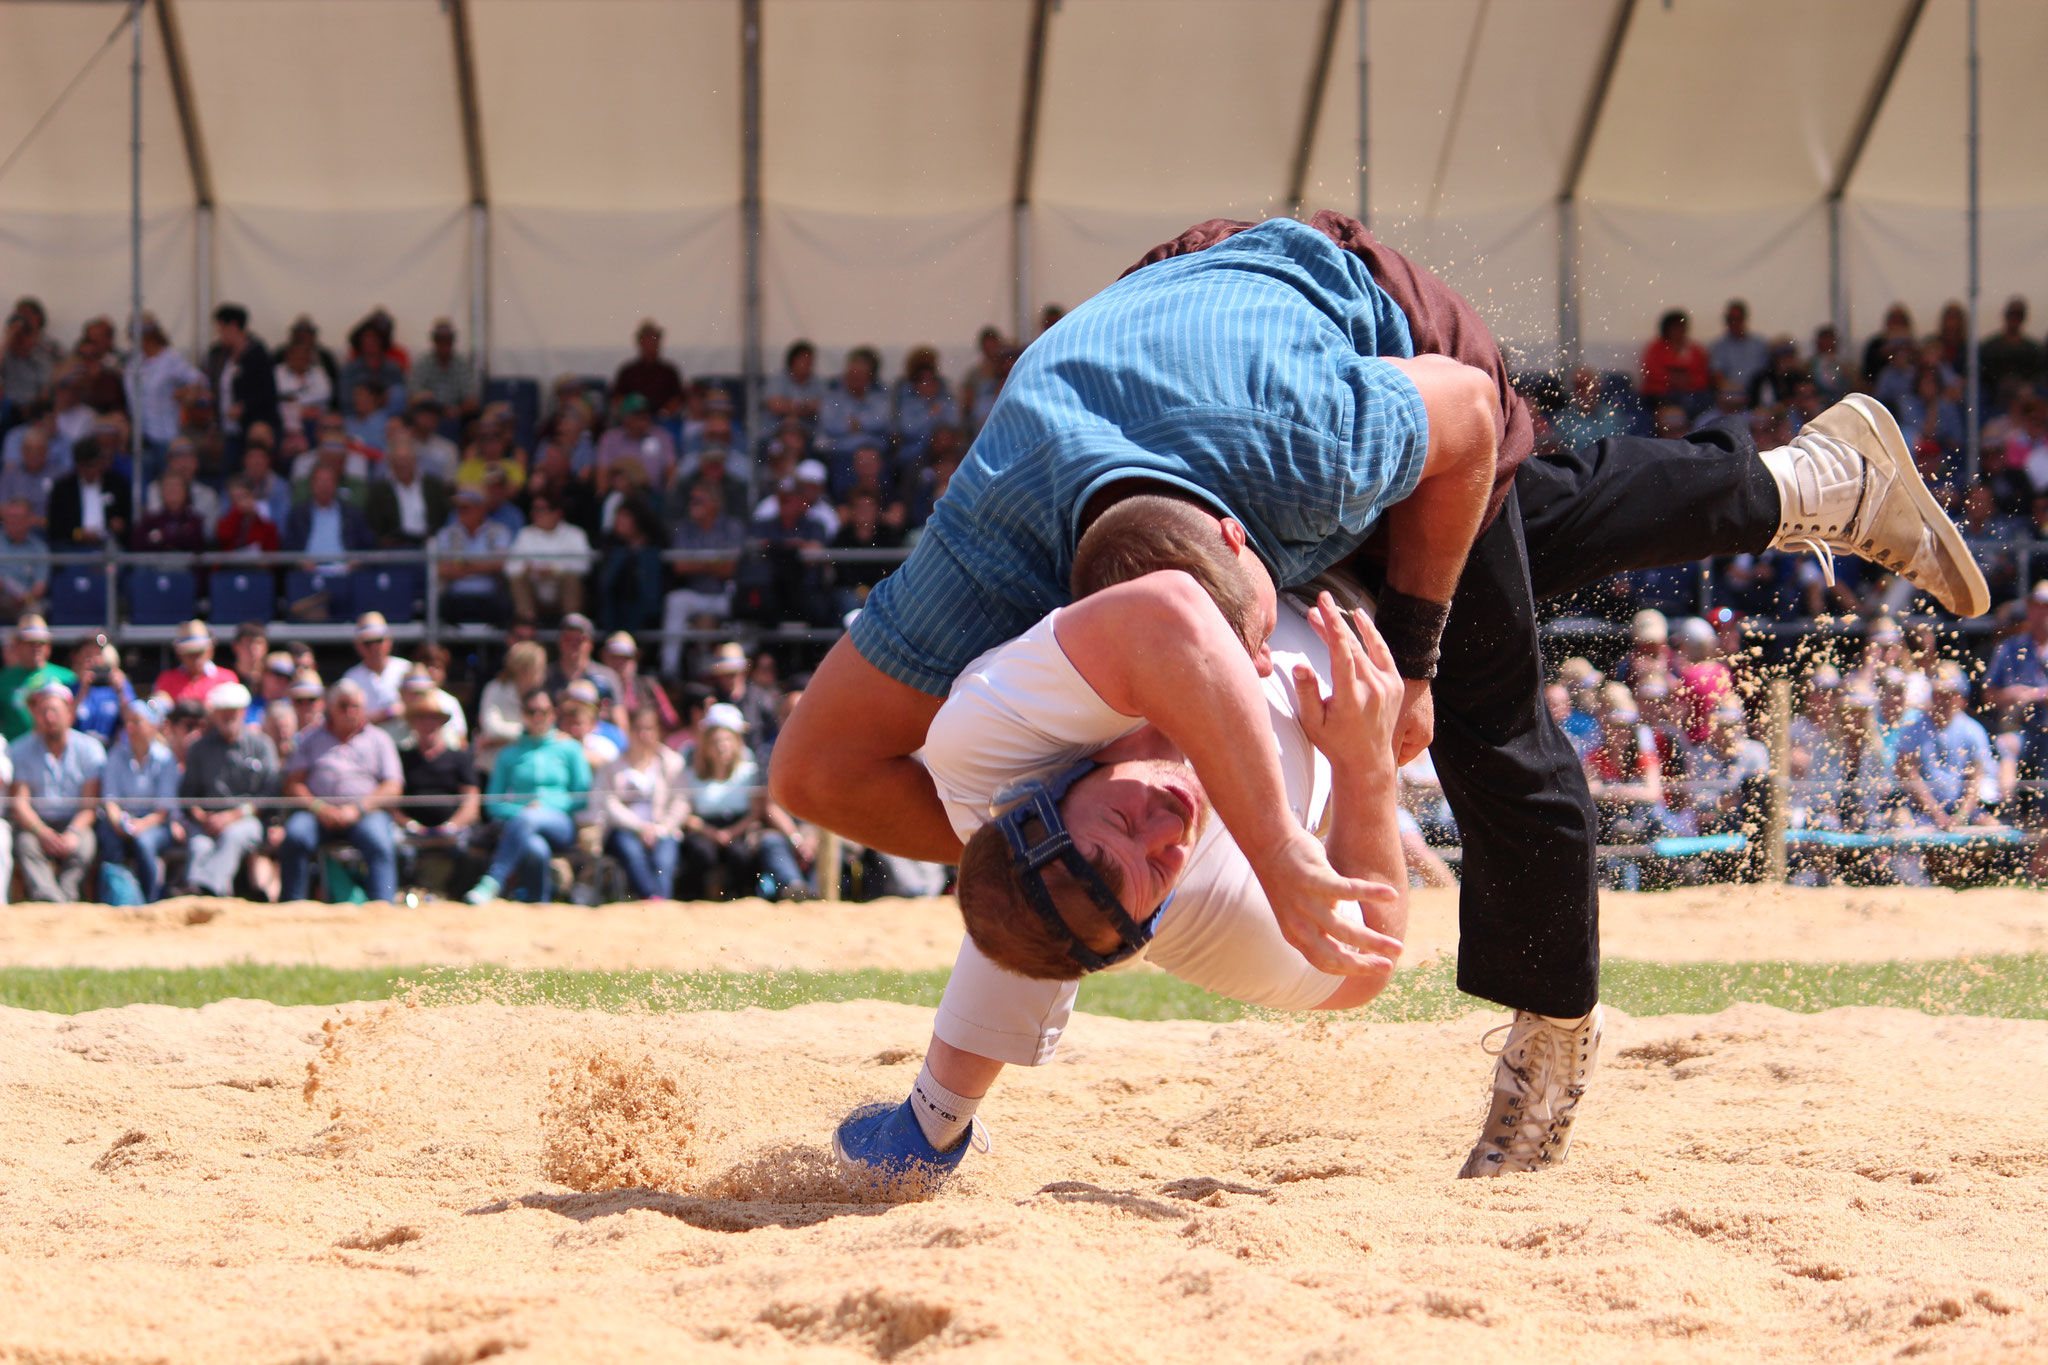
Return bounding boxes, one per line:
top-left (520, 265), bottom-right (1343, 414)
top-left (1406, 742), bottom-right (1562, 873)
top-left (1377, 589), bottom-right (1451, 681)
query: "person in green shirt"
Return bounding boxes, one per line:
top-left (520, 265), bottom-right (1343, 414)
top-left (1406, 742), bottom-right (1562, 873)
top-left (468, 686), bottom-right (590, 904)
top-left (0, 615), bottom-right (77, 741)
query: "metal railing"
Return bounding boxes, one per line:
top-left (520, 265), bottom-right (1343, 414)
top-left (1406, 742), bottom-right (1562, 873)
top-left (7, 539), bottom-right (912, 649)
top-left (3, 532), bottom-right (2039, 651)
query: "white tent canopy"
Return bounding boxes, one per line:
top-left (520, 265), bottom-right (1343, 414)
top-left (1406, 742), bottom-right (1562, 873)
top-left (0, 0), bottom-right (2040, 384)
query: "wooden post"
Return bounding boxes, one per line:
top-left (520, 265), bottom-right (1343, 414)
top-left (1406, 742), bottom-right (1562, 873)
top-left (1763, 678), bottom-right (1791, 883)
top-left (818, 830), bottom-right (842, 903)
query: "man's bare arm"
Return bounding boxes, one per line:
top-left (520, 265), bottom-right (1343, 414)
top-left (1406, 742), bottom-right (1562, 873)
top-left (769, 636), bottom-right (959, 864)
top-left (1376, 355), bottom-right (1498, 763)
top-left (1298, 601), bottom-right (1409, 949)
top-left (1056, 572), bottom-right (1397, 975)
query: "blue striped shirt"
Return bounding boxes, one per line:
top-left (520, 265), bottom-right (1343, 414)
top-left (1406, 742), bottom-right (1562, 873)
top-left (851, 217), bottom-right (1428, 696)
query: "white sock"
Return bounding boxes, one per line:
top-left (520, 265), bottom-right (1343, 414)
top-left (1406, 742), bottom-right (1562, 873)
top-left (908, 1060), bottom-right (980, 1153)
top-left (1758, 444), bottom-right (1805, 525)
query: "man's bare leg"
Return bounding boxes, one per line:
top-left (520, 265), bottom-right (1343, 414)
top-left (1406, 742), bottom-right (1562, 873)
top-left (769, 637), bottom-right (960, 865)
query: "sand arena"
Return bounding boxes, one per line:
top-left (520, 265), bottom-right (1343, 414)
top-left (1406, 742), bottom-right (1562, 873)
top-left (2, 886), bottom-right (2045, 1363)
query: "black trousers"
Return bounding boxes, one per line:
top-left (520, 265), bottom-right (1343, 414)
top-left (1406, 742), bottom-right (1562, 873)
top-left (1430, 424), bottom-right (1780, 1017)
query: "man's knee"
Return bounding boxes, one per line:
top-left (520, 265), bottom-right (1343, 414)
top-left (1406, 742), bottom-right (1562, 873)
top-left (353, 811), bottom-right (396, 857)
top-left (281, 811), bottom-right (320, 852)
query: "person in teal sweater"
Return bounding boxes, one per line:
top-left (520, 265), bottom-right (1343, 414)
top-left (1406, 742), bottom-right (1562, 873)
top-left (467, 687), bottom-right (591, 903)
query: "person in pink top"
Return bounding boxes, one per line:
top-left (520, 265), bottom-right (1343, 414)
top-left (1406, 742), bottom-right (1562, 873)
top-left (149, 620), bottom-right (231, 706)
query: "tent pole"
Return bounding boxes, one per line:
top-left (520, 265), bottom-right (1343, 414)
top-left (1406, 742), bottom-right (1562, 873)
top-left (129, 0), bottom-right (144, 516)
top-left (469, 205), bottom-right (489, 379)
top-left (1964, 0), bottom-right (1981, 486)
top-left (741, 0), bottom-right (763, 515)
top-left (1557, 0), bottom-right (1635, 376)
top-left (1013, 0), bottom-right (1050, 341)
top-left (1558, 197), bottom-right (1578, 370)
top-left (1354, 0), bottom-right (1368, 227)
top-left (1013, 204), bottom-right (1031, 346)
top-left (1827, 196), bottom-right (1844, 343)
top-left (1828, 0), bottom-right (1927, 370)
top-left (194, 205), bottom-right (211, 352)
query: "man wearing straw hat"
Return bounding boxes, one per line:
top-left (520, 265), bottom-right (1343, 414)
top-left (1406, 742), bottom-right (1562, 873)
top-left (343, 610), bottom-right (413, 739)
top-left (0, 613), bottom-right (70, 741)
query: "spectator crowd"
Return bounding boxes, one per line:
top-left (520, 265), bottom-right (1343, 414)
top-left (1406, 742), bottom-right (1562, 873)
top-left (0, 609), bottom-right (952, 906)
top-left (2, 285), bottom-right (2046, 902)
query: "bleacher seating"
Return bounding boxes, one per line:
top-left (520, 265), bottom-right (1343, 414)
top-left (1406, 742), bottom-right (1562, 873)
top-left (354, 565), bottom-right (419, 624)
top-left (284, 569), bottom-right (356, 622)
top-left (46, 562), bottom-right (107, 627)
top-left (128, 569), bottom-right (199, 625)
top-left (207, 568), bottom-right (277, 623)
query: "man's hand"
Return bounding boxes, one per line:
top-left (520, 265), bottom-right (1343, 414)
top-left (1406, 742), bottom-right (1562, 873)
top-left (1394, 680), bottom-right (1434, 765)
top-left (1291, 594), bottom-right (1401, 769)
top-left (1250, 828), bottom-right (1404, 976)
top-left (36, 826), bottom-right (67, 858)
top-left (640, 825), bottom-right (659, 849)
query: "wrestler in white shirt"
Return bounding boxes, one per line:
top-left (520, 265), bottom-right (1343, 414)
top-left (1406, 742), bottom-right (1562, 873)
top-left (918, 578), bottom-right (1404, 1070)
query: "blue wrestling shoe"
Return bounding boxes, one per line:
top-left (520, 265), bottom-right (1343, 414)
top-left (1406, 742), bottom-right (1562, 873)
top-left (830, 1097), bottom-right (988, 1182)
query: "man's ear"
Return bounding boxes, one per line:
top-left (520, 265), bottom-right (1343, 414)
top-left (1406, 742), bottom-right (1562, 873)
top-left (1218, 517), bottom-right (1249, 554)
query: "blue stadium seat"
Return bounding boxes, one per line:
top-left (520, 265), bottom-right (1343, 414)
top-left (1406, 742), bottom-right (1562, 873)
top-left (354, 565), bottom-right (418, 624)
top-left (484, 376), bottom-right (540, 454)
top-left (207, 568), bottom-right (276, 624)
top-left (285, 569), bottom-right (355, 622)
top-left (46, 564), bottom-right (108, 627)
top-left (128, 568), bottom-right (198, 625)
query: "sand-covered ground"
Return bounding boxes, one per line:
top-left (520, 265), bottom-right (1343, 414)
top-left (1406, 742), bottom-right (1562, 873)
top-left (6, 884), bottom-right (2048, 973)
top-left (2, 995), bottom-right (2044, 1364)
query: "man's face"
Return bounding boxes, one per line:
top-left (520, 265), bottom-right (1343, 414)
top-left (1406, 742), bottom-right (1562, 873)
top-left (1545, 684), bottom-right (1570, 725)
top-left (637, 330), bottom-right (660, 361)
top-left (560, 627), bottom-right (589, 661)
top-left (2029, 599), bottom-right (2048, 637)
top-left (22, 636), bottom-right (48, 670)
top-left (310, 468), bottom-right (340, 506)
top-left (433, 329), bottom-right (455, 357)
top-left (1056, 759), bottom-right (1211, 918)
top-left (1, 502), bottom-right (28, 540)
top-left (623, 409), bottom-right (650, 438)
top-left (32, 694), bottom-right (70, 740)
top-left (386, 437), bottom-right (417, 482)
top-left (457, 502), bottom-right (485, 531)
top-left (531, 498), bottom-right (562, 530)
top-left (408, 712), bottom-right (444, 751)
top-left (1726, 303), bottom-right (1746, 334)
top-left (1219, 528), bottom-right (1279, 677)
top-left (351, 385), bottom-right (380, 417)
top-left (789, 350), bottom-right (813, 383)
top-left (358, 635), bottom-right (389, 668)
top-left (20, 432), bottom-right (46, 472)
top-left (559, 704), bottom-right (592, 739)
top-left (178, 641), bottom-right (211, 674)
top-left (210, 706), bottom-right (243, 742)
top-left (326, 692), bottom-right (364, 739)
top-left (689, 490), bottom-right (719, 526)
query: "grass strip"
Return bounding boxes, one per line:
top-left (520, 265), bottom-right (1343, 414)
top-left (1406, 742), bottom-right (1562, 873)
top-left (2, 955), bottom-right (2046, 1022)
